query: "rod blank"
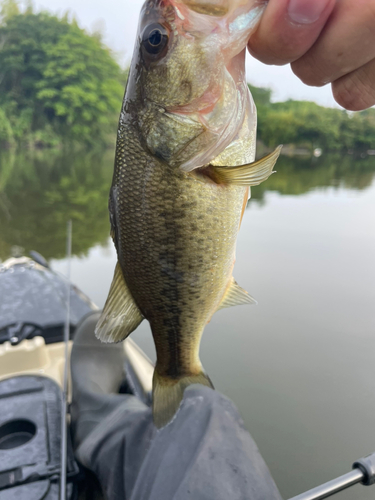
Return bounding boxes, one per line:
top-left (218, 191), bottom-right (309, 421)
top-left (60, 220), bottom-right (72, 500)
top-left (288, 452), bottom-right (375, 500)
top-left (288, 468), bottom-right (364, 500)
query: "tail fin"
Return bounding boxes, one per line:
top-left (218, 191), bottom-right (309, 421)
top-left (152, 370), bottom-right (214, 429)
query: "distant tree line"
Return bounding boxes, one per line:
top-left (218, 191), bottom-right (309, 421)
top-left (0, 0), bottom-right (374, 152)
top-left (249, 85), bottom-right (375, 152)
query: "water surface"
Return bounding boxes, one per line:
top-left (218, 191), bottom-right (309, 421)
top-left (1, 150), bottom-right (375, 499)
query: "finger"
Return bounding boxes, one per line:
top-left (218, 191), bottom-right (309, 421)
top-left (332, 58), bottom-right (375, 111)
top-left (291, 0), bottom-right (375, 87)
top-left (248, 0), bottom-right (336, 65)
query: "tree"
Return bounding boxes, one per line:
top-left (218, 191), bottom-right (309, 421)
top-left (248, 84), bottom-right (272, 107)
top-left (0, 3), bottom-right (124, 146)
top-left (0, 0), bottom-right (19, 22)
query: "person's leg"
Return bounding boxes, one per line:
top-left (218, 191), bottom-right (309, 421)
top-left (71, 313), bottom-right (282, 500)
top-left (70, 311), bottom-right (134, 447)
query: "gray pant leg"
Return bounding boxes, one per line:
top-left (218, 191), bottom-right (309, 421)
top-left (75, 386), bottom-right (282, 500)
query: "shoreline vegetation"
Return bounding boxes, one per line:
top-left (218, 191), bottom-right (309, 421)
top-left (0, 0), bottom-right (125, 150)
top-left (0, 0), bottom-right (375, 155)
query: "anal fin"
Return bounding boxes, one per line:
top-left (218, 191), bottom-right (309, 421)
top-left (95, 262), bottom-right (143, 343)
top-left (217, 277), bottom-right (257, 310)
top-left (211, 145), bottom-right (282, 186)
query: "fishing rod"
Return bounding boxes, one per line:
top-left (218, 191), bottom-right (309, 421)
top-left (60, 220), bottom-right (72, 500)
top-left (288, 452), bottom-right (375, 500)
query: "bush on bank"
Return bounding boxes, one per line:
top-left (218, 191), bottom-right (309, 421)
top-left (0, 0), bottom-right (123, 149)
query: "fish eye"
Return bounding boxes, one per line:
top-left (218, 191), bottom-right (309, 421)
top-left (142, 23), bottom-right (169, 57)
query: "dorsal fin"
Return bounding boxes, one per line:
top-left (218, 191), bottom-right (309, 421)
top-left (211, 145), bottom-right (282, 186)
top-left (217, 277), bottom-right (257, 310)
top-left (95, 262), bottom-right (143, 343)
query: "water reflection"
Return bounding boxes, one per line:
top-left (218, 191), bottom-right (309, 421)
top-left (250, 153), bottom-right (375, 204)
top-left (0, 149), bottom-right (114, 261)
top-left (0, 150), bottom-right (374, 261)
top-left (1, 149), bottom-right (375, 500)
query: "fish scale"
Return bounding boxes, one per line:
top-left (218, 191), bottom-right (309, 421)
top-left (96, 0), bottom-right (281, 428)
top-left (115, 123), bottom-right (245, 376)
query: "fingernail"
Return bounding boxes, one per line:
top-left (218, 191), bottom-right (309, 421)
top-left (287, 0), bottom-right (329, 24)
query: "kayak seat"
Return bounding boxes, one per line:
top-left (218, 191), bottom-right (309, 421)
top-left (0, 375), bottom-right (78, 499)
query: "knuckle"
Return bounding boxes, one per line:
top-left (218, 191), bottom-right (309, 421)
top-left (248, 37), bottom-right (291, 66)
top-left (291, 59), bottom-right (327, 87)
top-left (332, 74), bottom-right (374, 111)
top-left (332, 84), bottom-right (357, 110)
top-left (249, 25), bottom-right (314, 66)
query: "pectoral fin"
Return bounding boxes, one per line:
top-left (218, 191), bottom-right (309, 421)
top-left (211, 145), bottom-right (282, 186)
top-left (217, 277), bottom-right (257, 310)
top-left (95, 262), bottom-right (143, 343)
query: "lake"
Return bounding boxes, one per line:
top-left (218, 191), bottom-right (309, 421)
top-left (1, 149), bottom-right (374, 499)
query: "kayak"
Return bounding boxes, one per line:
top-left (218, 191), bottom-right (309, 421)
top-left (0, 254), bottom-right (153, 499)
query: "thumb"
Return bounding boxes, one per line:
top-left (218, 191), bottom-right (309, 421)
top-left (248, 0), bottom-right (336, 65)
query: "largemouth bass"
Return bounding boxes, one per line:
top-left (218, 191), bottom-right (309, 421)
top-left (96, 0), bottom-right (281, 428)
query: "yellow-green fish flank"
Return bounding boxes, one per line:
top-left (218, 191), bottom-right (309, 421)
top-left (96, 0), bottom-right (281, 428)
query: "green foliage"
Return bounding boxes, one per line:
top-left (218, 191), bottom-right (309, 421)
top-left (248, 84), bottom-right (272, 107)
top-left (0, 1), bottom-right (123, 147)
top-left (0, 0), bottom-right (19, 22)
top-left (249, 84), bottom-right (375, 152)
top-left (0, 0), bottom-right (373, 152)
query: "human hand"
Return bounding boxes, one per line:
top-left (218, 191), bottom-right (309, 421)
top-left (248, 0), bottom-right (375, 111)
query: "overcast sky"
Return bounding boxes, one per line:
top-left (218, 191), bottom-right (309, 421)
top-left (31, 0), bottom-right (340, 107)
